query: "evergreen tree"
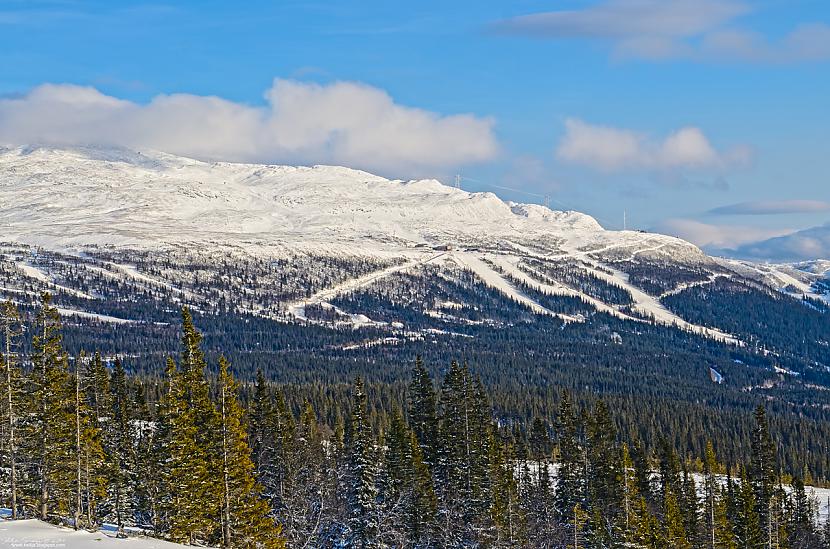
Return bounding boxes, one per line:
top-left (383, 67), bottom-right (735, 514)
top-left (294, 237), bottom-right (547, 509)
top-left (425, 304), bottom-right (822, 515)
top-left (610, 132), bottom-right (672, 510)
top-left (585, 399), bottom-right (621, 544)
top-left (409, 356), bottom-right (439, 469)
top-left (555, 390), bottom-right (585, 523)
top-left (167, 309), bottom-right (222, 544)
top-left (734, 468), bottom-right (763, 549)
top-left (703, 440), bottom-right (719, 549)
top-left (26, 294), bottom-right (75, 521)
top-left (217, 357), bottom-right (285, 548)
top-left (489, 434), bottom-right (525, 546)
top-left (664, 486), bottom-right (691, 549)
top-left (713, 489), bottom-right (738, 549)
top-left (67, 354), bottom-right (107, 530)
top-left (750, 405), bottom-right (776, 548)
top-left (346, 377), bottom-right (379, 548)
top-left (0, 301), bottom-right (22, 519)
top-left (408, 432), bottom-right (437, 545)
top-left (104, 358), bottom-right (135, 533)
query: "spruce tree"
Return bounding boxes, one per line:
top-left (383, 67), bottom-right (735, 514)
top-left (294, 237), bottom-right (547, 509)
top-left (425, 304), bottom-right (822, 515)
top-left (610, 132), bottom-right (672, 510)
top-left (734, 467), bottom-right (763, 548)
top-left (703, 440), bottom-right (719, 549)
top-left (585, 399), bottom-right (622, 543)
top-left (409, 356), bottom-right (439, 468)
top-left (105, 358), bottom-right (136, 533)
top-left (555, 390), bottom-right (584, 523)
top-left (346, 377), bottom-right (379, 548)
top-left (408, 432), bottom-right (437, 544)
top-left (26, 294), bottom-right (75, 521)
top-left (167, 308), bottom-right (222, 544)
top-left (750, 405), bottom-right (776, 548)
top-left (489, 434), bottom-right (525, 546)
top-left (217, 357), bottom-right (285, 548)
top-left (1, 301), bottom-right (22, 518)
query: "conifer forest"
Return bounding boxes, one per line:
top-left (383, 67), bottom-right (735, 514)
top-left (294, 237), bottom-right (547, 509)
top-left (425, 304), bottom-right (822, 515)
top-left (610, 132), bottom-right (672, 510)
top-left (1, 294), bottom-right (829, 548)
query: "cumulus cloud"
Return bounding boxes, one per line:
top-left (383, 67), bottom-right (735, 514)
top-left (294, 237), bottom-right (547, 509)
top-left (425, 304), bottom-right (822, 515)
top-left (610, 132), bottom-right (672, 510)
top-left (731, 223), bottom-right (830, 261)
top-left (556, 118), bottom-right (750, 172)
top-left (652, 218), bottom-right (791, 250)
top-left (491, 0), bottom-right (830, 63)
top-left (708, 200), bottom-right (830, 216)
top-left (0, 79), bottom-right (499, 177)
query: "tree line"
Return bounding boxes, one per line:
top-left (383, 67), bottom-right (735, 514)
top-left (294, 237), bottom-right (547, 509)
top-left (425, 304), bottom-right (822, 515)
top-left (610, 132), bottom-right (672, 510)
top-left (2, 294), bottom-right (829, 547)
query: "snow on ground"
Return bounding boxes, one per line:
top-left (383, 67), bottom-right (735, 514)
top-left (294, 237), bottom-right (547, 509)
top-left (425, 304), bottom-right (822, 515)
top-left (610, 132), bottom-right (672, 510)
top-left (16, 261), bottom-right (95, 300)
top-left (286, 252), bottom-right (446, 326)
top-left (56, 308), bottom-right (136, 324)
top-left (0, 519), bottom-right (187, 548)
top-left (451, 252), bottom-right (582, 323)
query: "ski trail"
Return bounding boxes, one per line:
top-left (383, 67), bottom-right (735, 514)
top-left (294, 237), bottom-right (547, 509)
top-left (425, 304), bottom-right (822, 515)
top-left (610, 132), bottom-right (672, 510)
top-left (659, 273), bottom-right (730, 298)
top-left (491, 255), bottom-right (641, 322)
top-left (16, 261), bottom-right (95, 300)
top-left (57, 308), bottom-right (135, 324)
top-left (452, 252), bottom-right (583, 323)
top-left (507, 241), bottom-right (740, 344)
top-left (287, 253), bottom-right (447, 322)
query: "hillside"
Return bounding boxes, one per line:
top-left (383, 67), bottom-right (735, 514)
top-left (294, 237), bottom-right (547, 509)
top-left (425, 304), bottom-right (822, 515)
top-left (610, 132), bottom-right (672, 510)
top-left (2, 145), bottom-right (830, 479)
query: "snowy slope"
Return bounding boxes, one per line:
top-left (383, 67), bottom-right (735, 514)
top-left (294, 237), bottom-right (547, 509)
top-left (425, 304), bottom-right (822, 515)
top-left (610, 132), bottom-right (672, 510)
top-left (0, 145), bottom-right (822, 340)
top-left (0, 145), bottom-right (696, 260)
top-left (0, 519), bottom-right (187, 548)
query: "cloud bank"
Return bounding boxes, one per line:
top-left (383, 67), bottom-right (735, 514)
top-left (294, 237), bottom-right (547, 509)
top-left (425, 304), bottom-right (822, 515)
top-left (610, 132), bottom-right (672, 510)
top-left (0, 79), bottom-right (499, 177)
top-left (556, 118), bottom-right (750, 172)
top-left (492, 0), bottom-right (830, 63)
top-left (653, 218), bottom-right (789, 250)
top-left (654, 218), bottom-right (830, 261)
top-left (730, 224), bottom-right (830, 262)
top-left (708, 200), bottom-right (830, 216)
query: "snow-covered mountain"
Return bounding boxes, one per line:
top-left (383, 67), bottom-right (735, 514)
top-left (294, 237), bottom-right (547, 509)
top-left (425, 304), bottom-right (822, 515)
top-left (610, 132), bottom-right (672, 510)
top-left (0, 144), bottom-right (686, 255)
top-left (0, 145), bottom-right (827, 347)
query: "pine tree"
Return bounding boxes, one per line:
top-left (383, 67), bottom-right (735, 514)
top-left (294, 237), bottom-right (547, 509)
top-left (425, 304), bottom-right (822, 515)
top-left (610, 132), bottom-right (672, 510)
top-left (528, 417), bottom-right (553, 526)
top-left (409, 356), bottom-right (439, 468)
top-left (585, 399), bottom-right (621, 544)
top-left (104, 358), bottom-right (136, 533)
top-left (734, 467), bottom-right (763, 549)
top-left (167, 308), bottom-right (222, 544)
top-left (346, 377), bottom-right (379, 548)
top-left (385, 408), bottom-right (412, 500)
top-left (750, 405), bottom-right (776, 548)
top-left (489, 434), bottom-right (525, 546)
top-left (249, 369), bottom-right (274, 480)
top-left (408, 432), bottom-right (437, 544)
top-left (620, 443), bottom-right (640, 543)
top-left (664, 486), bottom-right (692, 549)
top-left (704, 440), bottom-right (719, 549)
top-left (26, 294), bottom-right (75, 521)
top-left (217, 357), bottom-right (285, 548)
top-left (713, 488), bottom-right (738, 549)
top-left (0, 301), bottom-right (22, 519)
top-left (555, 390), bottom-right (584, 523)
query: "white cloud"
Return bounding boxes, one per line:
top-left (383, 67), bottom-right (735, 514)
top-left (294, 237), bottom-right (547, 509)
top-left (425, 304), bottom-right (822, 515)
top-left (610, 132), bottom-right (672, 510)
top-left (0, 79), bottom-right (499, 177)
top-left (492, 0), bottom-right (830, 63)
top-left (652, 218), bottom-right (790, 250)
top-left (556, 118), bottom-right (749, 172)
top-left (708, 200), bottom-right (830, 216)
top-left (731, 224), bottom-right (830, 261)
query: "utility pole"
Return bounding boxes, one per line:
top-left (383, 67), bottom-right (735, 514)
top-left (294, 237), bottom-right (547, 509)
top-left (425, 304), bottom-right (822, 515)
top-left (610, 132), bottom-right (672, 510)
top-left (454, 174), bottom-right (462, 189)
top-left (544, 195), bottom-right (551, 208)
top-left (623, 209), bottom-right (627, 231)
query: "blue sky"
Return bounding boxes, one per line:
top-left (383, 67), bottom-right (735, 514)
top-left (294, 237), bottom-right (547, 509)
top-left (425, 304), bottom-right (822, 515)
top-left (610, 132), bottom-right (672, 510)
top-left (1, 0), bottom-right (829, 260)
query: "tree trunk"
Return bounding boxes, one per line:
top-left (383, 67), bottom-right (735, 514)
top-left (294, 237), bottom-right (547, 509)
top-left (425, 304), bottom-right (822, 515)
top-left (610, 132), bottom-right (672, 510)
top-left (74, 367), bottom-right (83, 530)
top-left (221, 381), bottom-right (232, 547)
top-left (39, 320), bottom-right (48, 521)
top-left (4, 318), bottom-right (18, 519)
